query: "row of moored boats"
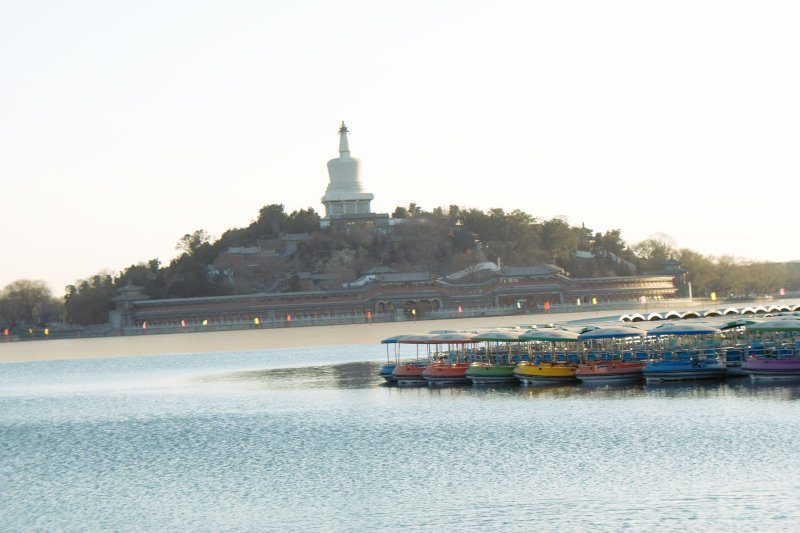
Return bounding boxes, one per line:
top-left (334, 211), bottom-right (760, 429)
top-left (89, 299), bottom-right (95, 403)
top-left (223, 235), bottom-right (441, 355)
top-left (378, 313), bottom-right (800, 386)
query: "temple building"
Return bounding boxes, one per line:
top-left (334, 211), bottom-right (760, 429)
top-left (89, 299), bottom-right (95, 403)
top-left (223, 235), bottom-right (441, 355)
top-left (106, 122), bottom-right (684, 335)
top-left (320, 122), bottom-right (389, 228)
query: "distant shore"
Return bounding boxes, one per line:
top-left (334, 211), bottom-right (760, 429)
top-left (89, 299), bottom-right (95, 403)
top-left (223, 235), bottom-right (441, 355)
top-left (2, 299), bottom-right (791, 364)
top-left (0, 308), bottom-right (630, 364)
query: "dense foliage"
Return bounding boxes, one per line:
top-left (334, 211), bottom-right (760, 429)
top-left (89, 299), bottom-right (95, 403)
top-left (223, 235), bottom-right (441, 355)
top-left (0, 280), bottom-right (63, 329)
top-left (2, 204), bottom-right (799, 327)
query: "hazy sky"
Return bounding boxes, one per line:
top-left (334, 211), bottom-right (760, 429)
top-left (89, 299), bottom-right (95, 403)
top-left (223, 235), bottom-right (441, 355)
top-left (2, 1), bottom-right (798, 294)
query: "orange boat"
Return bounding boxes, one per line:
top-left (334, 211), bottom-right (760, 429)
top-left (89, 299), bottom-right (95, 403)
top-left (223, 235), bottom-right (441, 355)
top-left (576, 325), bottom-right (647, 384)
top-left (420, 332), bottom-right (478, 386)
top-left (423, 362), bottom-right (471, 386)
top-left (575, 361), bottom-right (645, 384)
top-left (392, 363), bottom-right (428, 386)
top-left (389, 334), bottom-right (437, 386)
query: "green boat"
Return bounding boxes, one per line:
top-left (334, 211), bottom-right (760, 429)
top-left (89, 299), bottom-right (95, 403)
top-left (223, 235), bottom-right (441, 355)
top-left (465, 363), bottom-right (519, 385)
top-left (466, 329), bottom-right (523, 385)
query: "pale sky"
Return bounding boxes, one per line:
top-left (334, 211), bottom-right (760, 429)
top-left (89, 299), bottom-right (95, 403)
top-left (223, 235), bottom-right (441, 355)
top-left (2, 1), bottom-right (798, 294)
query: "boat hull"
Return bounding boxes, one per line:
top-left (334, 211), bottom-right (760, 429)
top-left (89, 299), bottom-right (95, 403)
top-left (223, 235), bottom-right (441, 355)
top-left (576, 362), bottom-right (644, 384)
top-left (742, 359), bottom-right (800, 381)
top-left (392, 364), bottom-right (427, 386)
top-left (423, 363), bottom-right (471, 386)
top-left (465, 364), bottom-right (519, 385)
top-left (514, 362), bottom-right (578, 385)
top-left (643, 360), bottom-right (727, 382)
top-left (379, 364), bottom-right (397, 383)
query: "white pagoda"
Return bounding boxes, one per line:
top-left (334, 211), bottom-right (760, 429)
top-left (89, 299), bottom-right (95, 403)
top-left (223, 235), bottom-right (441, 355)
top-left (320, 122), bottom-right (381, 228)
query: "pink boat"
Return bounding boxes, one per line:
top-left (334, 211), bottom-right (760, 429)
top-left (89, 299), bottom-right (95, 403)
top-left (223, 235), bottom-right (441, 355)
top-left (741, 357), bottom-right (800, 381)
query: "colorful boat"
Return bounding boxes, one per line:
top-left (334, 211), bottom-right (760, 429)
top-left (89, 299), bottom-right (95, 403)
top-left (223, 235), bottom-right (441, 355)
top-left (378, 334), bottom-right (405, 383)
top-left (643, 322), bottom-right (727, 382)
top-left (422, 332), bottom-right (477, 386)
top-left (576, 325), bottom-right (646, 384)
top-left (390, 334), bottom-right (436, 386)
top-left (576, 361), bottom-right (645, 384)
top-left (513, 328), bottom-right (582, 385)
top-left (741, 357), bottom-right (800, 381)
top-left (466, 330), bottom-right (522, 385)
top-left (423, 362), bottom-right (472, 385)
top-left (642, 356), bottom-right (728, 382)
top-left (741, 319), bottom-right (800, 381)
top-left (716, 318), bottom-right (759, 376)
top-left (465, 363), bottom-right (519, 384)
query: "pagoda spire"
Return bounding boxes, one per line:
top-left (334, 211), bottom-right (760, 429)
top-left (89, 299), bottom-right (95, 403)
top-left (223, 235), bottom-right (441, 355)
top-left (338, 121), bottom-right (350, 157)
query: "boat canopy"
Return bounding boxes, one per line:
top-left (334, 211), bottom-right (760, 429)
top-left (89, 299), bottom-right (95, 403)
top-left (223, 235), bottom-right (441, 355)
top-left (646, 322), bottom-right (721, 336)
top-left (717, 318), bottom-right (758, 330)
top-left (427, 332), bottom-right (478, 344)
top-left (381, 334), bottom-right (408, 344)
top-left (746, 319), bottom-right (800, 333)
top-left (396, 334), bottom-right (438, 344)
top-left (520, 329), bottom-right (581, 342)
top-left (578, 326), bottom-right (645, 340)
top-left (472, 330), bottom-right (523, 342)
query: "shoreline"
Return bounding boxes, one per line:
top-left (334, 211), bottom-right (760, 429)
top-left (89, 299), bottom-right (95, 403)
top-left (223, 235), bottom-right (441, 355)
top-left (3, 299), bottom-right (792, 364)
top-left (0, 309), bottom-right (624, 364)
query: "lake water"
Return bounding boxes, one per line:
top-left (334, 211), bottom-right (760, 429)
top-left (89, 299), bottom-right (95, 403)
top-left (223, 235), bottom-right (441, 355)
top-left (2, 344), bottom-right (800, 532)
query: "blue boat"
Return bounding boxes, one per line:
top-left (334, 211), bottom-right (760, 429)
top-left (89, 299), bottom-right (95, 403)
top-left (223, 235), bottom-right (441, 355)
top-left (378, 335), bottom-right (406, 383)
top-left (642, 355), bottom-right (728, 382)
top-left (642, 322), bottom-right (728, 382)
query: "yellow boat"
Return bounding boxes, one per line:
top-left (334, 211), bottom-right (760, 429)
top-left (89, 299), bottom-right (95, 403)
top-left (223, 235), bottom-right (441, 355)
top-left (516, 328), bottom-right (581, 385)
top-left (513, 361), bottom-right (578, 385)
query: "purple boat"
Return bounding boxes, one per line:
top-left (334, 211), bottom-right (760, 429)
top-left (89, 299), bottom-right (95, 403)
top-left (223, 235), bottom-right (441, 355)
top-left (741, 357), bottom-right (800, 381)
top-left (739, 319), bottom-right (800, 381)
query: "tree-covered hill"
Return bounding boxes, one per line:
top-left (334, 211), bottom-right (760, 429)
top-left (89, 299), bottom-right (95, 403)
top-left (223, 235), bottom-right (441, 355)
top-left (2, 203), bottom-right (799, 327)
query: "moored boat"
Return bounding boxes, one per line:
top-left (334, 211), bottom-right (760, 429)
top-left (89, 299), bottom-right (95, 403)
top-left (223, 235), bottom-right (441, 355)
top-left (576, 361), bottom-right (645, 384)
top-left (422, 332), bottom-right (477, 386)
top-left (392, 363), bottom-right (428, 386)
top-left (514, 328), bottom-right (582, 385)
top-left (423, 362), bottom-right (471, 385)
top-left (466, 329), bottom-right (522, 385)
top-left (741, 357), bottom-right (800, 381)
top-left (642, 322), bottom-right (728, 382)
top-left (465, 363), bottom-right (518, 385)
top-left (576, 325), bottom-right (646, 384)
top-left (390, 334), bottom-right (436, 386)
top-left (741, 319), bottom-right (800, 381)
top-left (378, 334), bottom-right (405, 383)
top-left (514, 361), bottom-right (578, 385)
top-left (642, 356), bottom-right (728, 382)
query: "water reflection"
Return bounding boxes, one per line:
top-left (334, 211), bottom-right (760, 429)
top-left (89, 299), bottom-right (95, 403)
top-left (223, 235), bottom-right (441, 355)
top-left (205, 361), bottom-right (384, 390)
top-left (203, 361), bottom-right (800, 401)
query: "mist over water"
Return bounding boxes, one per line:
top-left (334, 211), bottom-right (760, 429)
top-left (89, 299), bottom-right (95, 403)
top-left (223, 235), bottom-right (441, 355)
top-left (2, 346), bottom-right (800, 532)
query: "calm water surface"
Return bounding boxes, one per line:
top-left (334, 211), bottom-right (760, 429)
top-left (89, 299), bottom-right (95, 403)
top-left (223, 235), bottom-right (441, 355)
top-left (2, 344), bottom-right (800, 532)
